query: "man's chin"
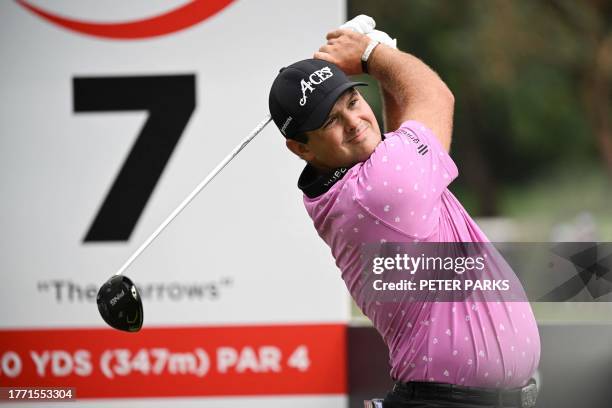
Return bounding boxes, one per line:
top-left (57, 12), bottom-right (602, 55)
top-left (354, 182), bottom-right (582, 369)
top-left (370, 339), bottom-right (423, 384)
top-left (361, 135), bottom-right (381, 157)
top-left (352, 145), bottom-right (378, 166)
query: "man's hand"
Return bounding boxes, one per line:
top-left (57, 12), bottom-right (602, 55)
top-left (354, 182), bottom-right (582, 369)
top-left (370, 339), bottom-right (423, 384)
top-left (313, 29), bottom-right (370, 76)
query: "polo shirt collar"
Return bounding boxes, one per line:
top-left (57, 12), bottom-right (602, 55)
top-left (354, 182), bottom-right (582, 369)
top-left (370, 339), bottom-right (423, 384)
top-left (298, 163), bottom-right (349, 198)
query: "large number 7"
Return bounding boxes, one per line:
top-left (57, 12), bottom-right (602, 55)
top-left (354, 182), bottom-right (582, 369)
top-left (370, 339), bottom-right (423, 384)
top-left (74, 75), bottom-right (196, 242)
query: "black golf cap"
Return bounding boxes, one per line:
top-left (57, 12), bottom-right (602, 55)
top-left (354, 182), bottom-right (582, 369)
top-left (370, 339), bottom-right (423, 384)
top-left (269, 59), bottom-right (367, 140)
top-left (97, 275), bottom-right (143, 332)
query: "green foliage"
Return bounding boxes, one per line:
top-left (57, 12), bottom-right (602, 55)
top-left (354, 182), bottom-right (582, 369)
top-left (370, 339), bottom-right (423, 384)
top-left (348, 0), bottom-right (611, 217)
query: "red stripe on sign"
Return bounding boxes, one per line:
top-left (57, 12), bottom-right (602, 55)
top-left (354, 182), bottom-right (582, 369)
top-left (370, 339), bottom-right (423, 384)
top-left (0, 324), bottom-right (347, 398)
top-left (16, 0), bottom-right (235, 40)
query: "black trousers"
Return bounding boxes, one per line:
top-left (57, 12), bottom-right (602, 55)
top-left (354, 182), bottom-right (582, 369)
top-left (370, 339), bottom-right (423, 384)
top-left (382, 379), bottom-right (538, 408)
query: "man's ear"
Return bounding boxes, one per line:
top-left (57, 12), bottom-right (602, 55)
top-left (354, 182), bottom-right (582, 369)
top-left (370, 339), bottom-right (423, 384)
top-left (286, 139), bottom-right (315, 162)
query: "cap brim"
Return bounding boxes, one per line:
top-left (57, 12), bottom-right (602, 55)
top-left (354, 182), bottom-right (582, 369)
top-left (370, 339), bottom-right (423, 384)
top-left (296, 81), bottom-right (368, 134)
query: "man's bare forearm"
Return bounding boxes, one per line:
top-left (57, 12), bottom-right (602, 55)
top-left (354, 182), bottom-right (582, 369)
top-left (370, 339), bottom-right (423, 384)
top-left (369, 45), bottom-right (455, 151)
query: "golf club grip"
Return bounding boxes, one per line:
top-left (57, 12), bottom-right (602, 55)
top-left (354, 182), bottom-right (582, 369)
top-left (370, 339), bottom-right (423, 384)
top-left (114, 114), bottom-right (273, 276)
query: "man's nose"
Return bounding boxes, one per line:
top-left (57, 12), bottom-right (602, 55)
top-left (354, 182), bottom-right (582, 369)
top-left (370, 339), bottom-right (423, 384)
top-left (343, 111), bottom-right (360, 131)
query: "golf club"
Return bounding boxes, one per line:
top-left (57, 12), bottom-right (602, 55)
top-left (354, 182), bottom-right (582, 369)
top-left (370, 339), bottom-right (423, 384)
top-left (97, 114), bottom-right (273, 332)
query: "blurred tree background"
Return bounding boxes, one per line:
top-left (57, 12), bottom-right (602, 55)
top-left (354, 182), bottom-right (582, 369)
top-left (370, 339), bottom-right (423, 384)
top-left (348, 0), bottom-right (612, 241)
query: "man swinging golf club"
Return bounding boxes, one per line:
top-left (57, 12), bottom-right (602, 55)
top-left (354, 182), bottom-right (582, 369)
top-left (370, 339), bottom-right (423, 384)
top-left (268, 16), bottom-right (540, 408)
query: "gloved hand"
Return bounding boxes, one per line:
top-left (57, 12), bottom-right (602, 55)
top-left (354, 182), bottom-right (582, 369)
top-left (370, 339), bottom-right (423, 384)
top-left (339, 14), bottom-right (375, 34)
top-left (339, 14), bottom-right (397, 49)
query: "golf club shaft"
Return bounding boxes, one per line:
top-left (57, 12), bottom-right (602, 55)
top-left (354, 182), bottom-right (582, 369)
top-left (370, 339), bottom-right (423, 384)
top-left (115, 114), bottom-right (272, 276)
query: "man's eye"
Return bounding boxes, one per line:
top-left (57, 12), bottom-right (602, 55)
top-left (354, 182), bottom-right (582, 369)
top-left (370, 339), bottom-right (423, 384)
top-left (349, 99), bottom-right (358, 107)
top-left (325, 117), bottom-right (336, 127)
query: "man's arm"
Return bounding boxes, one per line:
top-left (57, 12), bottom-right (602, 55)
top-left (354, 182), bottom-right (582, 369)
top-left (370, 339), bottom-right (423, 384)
top-left (314, 29), bottom-right (454, 152)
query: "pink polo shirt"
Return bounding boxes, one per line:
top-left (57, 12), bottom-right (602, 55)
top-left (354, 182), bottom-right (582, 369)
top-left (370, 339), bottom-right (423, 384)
top-left (298, 120), bottom-right (540, 388)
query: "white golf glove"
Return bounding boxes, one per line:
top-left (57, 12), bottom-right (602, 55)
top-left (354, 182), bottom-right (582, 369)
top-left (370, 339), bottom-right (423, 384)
top-left (339, 14), bottom-right (397, 49)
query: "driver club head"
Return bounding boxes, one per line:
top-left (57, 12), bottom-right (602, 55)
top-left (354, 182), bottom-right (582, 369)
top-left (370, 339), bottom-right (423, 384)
top-left (97, 275), bottom-right (143, 332)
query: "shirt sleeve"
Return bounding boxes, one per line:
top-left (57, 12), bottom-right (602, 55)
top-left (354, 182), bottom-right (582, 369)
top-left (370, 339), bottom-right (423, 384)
top-left (354, 120), bottom-right (459, 239)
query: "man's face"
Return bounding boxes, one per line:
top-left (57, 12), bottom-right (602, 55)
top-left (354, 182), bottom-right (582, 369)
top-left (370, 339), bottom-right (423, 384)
top-left (291, 89), bottom-right (381, 171)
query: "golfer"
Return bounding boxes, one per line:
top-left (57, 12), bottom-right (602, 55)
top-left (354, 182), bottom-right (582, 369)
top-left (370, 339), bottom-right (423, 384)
top-left (269, 26), bottom-right (540, 408)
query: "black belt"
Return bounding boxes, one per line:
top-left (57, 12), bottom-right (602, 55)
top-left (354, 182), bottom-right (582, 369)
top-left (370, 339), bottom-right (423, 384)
top-left (392, 378), bottom-right (538, 408)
